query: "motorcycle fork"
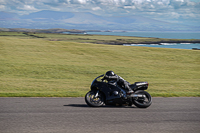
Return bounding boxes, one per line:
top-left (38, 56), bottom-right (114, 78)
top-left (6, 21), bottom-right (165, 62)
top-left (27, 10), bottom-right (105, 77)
top-left (94, 90), bottom-right (99, 98)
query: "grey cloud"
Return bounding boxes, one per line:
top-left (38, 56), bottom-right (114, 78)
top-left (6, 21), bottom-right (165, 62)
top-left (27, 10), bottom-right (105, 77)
top-left (0, 0), bottom-right (199, 19)
top-left (1, 0), bottom-right (199, 10)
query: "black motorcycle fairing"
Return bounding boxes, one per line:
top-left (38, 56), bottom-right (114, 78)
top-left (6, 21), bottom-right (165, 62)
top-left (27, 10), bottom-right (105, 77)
top-left (106, 85), bottom-right (130, 106)
top-left (91, 81), bottom-right (123, 101)
top-left (91, 81), bottom-right (110, 97)
top-left (90, 76), bottom-right (128, 105)
top-left (106, 83), bottom-right (123, 100)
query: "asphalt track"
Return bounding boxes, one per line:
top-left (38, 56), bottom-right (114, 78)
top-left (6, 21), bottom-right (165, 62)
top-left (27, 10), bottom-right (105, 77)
top-left (0, 97), bottom-right (200, 133)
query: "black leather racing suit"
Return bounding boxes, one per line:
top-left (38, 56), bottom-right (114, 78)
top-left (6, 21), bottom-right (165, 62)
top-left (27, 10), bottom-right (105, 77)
top-left (104, 74), bottom-right (132, 92)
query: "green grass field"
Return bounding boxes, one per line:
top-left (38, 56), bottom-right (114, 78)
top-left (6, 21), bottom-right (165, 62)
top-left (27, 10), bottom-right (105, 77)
top-left (0, 32), bottom-right (199, 97)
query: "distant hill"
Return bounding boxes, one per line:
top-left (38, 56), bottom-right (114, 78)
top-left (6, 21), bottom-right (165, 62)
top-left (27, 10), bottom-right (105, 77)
top-left (0, 28), bottom-right (85, 33)
top-left (20, 10), bottom-right (74, 21)
top-left (0, 10), bottom-right (199, 31)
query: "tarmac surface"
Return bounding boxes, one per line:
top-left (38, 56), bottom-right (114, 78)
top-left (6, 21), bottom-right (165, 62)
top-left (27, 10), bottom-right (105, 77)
top-left (0, 97), bottom-right (200, 133)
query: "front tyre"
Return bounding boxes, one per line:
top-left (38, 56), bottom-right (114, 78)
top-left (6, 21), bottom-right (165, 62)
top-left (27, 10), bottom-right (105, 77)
top-left (85, 91), bottom-right (105, 107)
top-left (133, 90), bottom-right (152, 108)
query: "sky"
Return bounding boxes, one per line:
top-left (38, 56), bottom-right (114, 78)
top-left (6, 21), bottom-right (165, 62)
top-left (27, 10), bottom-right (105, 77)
top-left (0, 0), bottom-right (200, 27)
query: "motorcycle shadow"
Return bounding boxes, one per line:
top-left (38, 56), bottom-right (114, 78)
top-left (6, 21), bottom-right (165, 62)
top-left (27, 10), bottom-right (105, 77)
top-left (64, 104), bottom-right (88, 108)
top-left (64, 104), bottom-right (136, 108)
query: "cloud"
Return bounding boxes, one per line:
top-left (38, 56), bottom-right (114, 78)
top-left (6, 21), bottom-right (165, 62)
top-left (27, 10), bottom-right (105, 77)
top-left (0, 5), bottom-right (5, 10)
top-left (0, 0), bottom-right (199, 13)
top-left (18, 5), bottom-right (37, 10)
top-left (0, 0), bottom-right (199, 26)
top-left (92, 7), bottom-right (101, 11)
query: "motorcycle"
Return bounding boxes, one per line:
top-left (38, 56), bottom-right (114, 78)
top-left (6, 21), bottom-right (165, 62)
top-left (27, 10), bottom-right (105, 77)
top-left (85, 74), bottom-right (152, 108)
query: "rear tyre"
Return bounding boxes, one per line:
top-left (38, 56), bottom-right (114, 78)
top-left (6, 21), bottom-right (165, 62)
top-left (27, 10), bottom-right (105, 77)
top-left (85, 91), bottom-right (105, 107)
top-left (133, 90), bottom-right (152, 108)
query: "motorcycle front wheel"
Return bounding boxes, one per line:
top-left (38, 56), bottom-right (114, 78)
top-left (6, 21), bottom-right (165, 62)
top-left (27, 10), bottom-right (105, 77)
top-left (85, 91), bottom-right (105, 107)
top-left (133, 90), bottom-right (152, 108)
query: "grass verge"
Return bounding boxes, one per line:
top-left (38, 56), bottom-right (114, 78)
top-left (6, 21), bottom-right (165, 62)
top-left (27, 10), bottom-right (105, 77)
top-left (0, 32), bottom-right (200, 97)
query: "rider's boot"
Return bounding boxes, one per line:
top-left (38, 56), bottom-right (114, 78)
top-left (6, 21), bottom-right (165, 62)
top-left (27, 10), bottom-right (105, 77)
top-left (126, 90), bottom-right (133, 95)
top-left (126, 86), bottom-right (134, 95)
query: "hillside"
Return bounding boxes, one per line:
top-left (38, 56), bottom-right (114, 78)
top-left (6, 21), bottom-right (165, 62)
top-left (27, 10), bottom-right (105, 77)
top-left (1, 11), bottom-right (200, 31)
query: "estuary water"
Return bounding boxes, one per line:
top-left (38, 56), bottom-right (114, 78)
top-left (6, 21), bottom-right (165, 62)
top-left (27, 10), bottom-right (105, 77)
top-left (86, 31), bottom-right (200, 50)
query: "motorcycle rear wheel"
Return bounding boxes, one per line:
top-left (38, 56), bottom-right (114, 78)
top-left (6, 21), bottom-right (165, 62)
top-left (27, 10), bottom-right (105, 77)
top-left (85, 91), bottom-right (105, 107)
top-left (133, 90), bottom-right (152, 108)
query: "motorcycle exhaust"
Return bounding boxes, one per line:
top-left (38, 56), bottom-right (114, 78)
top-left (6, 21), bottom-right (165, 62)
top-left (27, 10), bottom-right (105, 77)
top-left (130, 94), bottom-right (146, 98)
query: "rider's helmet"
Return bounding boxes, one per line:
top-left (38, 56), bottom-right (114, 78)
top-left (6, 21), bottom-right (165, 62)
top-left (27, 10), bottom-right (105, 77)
top-left (105, 71), bottom-right (115, 77)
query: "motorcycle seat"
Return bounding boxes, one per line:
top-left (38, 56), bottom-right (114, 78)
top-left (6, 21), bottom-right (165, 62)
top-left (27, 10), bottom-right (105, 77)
top-left (129, 83), bottom-right (136, 89)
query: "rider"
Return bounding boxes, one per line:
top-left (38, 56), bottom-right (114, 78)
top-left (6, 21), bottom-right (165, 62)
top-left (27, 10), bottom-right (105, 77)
top-left (104, 71), bottom-right (134, 94)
